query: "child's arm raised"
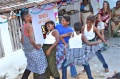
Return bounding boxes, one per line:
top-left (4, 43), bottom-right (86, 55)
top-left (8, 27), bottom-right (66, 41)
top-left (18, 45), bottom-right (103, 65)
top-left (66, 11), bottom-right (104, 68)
top-left (82, 34), bottom-right (101, 46)
top-left (28, 25), bottom-right (40, 50)
top-left (46, 30), bottom-right (59, 56)
top-left (94, 27), bottom-right (106, 43)
top-left (59, 32), bottom-right (72, 45)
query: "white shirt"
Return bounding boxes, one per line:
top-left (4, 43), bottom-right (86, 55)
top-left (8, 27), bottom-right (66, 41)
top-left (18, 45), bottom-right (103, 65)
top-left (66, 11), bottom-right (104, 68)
top-left (69, 32), bottom-right (82, 48)
top-left (44, 30), bottom-right (56, 44)
top-left (84, 24), bottom-right (95, 40)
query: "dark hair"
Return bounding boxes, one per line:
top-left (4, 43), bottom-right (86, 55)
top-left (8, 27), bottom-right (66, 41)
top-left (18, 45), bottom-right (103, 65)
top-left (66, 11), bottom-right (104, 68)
top-left (113, 72), bottom-right (120, 79)
top-left (44, 20), bottom-right (55, 32)
top-left (107, 72), bottom-right (120, 79)
top-left (83, 0), bottom-right (89, 4)
top-left (102, 1), bottom-right (110, 15)
top-left (74, 22), bottom-right (82, 31)
top-left (87, 15), bottom-right (96, 22)
top-left (63, 15), bottom-right (71, 23)
top-left (21, 11), bottom-right (29, 21)
top-left (44, 21), bottom-right (49, 33)
top-left (106, 77), bottom-right (114, 79)
top-left (116, 0), bottom-right (120, 5)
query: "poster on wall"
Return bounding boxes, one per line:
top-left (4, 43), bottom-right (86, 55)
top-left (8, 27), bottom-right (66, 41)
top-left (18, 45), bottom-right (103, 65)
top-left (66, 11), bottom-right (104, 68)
top-left (30, 3), bottom-right (59, 45)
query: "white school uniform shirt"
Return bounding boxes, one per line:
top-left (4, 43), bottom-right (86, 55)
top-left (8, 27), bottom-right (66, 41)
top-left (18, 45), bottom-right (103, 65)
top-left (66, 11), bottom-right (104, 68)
top-left (84, 24), bottom-right (95, 40)
top-left (44, 30), bottom-right (56, 44)
top-left (69, 32), bottom-right (82, 48)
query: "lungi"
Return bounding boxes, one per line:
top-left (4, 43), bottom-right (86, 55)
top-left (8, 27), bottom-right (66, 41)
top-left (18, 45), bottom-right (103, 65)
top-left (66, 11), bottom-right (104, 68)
top-left (65, 44), bottom-right (100, 66)
top-left (56, 44), bottom-right (66, 70)
top-left (24, 48), bottom-right (47, 74)
top-left (42, 44), bottom-right (60, 79)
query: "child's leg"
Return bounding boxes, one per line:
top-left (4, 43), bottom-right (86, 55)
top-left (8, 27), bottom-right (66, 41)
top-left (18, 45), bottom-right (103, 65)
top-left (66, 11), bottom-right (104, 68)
top-left (83, 62), bottom-right (94, 79)
top-left (39, 73), bottom-right (47, 79)
top-left (21, 69), bottom-right (31, 79)
top-left (97, 22), bottom-right (105, 38)
top-left (48, 49), bottom-right (60, 78)
top-left (64, 58), bottom-right (74, 67)
top-left (42, 45), bottom-right (60, 79)
top-left (70, 65), bottom-right (78, 78)
top-left (62, 59), bottom-right (67, 79)
top-left (95, 50), bottom-right (109, 72)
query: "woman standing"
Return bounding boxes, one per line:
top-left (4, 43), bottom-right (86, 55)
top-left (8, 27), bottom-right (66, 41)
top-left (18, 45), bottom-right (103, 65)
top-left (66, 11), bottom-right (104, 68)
top-left (43, 21), bottom-right (60, 79)
top-left (80, 0), bottom-right (94, 26)
top-left (21, 11), bottom-right (47, 79)
top-left (96, 1), bottom-right (111, 38)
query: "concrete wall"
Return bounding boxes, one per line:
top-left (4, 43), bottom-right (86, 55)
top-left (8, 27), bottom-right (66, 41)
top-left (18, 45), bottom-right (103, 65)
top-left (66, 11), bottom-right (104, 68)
top-left (58, 0), bottom-right (82, 27)
top-left (58, 0), bottom-right (118, 24)
top-left (0, 17), bottom-right (26, 79)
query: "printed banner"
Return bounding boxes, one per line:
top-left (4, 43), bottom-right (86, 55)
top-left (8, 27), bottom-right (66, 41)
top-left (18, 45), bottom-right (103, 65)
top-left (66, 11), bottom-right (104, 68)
top-left (30, 4), bottom-right (59, 44)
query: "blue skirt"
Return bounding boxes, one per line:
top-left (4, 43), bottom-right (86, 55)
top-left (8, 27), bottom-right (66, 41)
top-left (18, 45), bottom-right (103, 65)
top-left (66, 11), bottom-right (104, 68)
top-left (65, 44), bottom-right (100, 66)
top-left (24, 48), bottom-right (47, 74)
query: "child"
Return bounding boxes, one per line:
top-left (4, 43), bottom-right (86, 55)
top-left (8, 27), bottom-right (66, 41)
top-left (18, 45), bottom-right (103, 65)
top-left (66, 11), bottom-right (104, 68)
top-left (82, 15), bottom-right (109, 74)
top-left (21, 11), bottom-right (47, 79)
top-left (42, 21), bottom-right (60, 79)
top-left (60, 22), bottom-right (101, 66)
top-left (82, 15), bottom-right (109, 79)
top-left (107, 72), bottom-right (120, 79)
top-left (56, 15), bottom-right (78, 79)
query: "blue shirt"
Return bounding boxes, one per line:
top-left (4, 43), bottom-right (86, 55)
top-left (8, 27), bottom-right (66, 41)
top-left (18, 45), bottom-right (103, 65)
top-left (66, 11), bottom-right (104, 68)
top-left (80, 4), bottom-right (85, 11)
top-left (55, 24), bottom-right (73, 44)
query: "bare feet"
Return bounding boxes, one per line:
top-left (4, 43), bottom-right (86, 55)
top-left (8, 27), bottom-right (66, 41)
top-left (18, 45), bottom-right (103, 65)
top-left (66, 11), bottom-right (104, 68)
top-left (74, 76), bottom-right (79, 79)
top-left (105, 68), bottom-right (109, 73)
top-left (82, 69), bottom-right (86, 72)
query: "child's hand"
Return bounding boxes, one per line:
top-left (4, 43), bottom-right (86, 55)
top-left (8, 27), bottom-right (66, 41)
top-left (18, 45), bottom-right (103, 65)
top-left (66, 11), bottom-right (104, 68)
top-left (97, 40), bottom-right (102, 44)
top-left (104, 23), bottom-right (108, 27)
top-left (36, 44), bottom-right (41, 50)
top-left (105, 42), bottom-right (110, 46)
top-left (64, 44), bottom-right (68, 48)
top-left (46, 48), bottom-right (51, 56)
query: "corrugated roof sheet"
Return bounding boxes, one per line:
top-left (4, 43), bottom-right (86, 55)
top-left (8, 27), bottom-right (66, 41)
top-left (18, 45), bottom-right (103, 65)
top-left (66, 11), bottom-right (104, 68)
top-left (0, 0), bottom-right (57, 13)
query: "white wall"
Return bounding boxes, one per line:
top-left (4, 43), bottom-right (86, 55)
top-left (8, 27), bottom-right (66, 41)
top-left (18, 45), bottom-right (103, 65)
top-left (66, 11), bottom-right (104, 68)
top-left (0, 17), bottom-right (26, 79)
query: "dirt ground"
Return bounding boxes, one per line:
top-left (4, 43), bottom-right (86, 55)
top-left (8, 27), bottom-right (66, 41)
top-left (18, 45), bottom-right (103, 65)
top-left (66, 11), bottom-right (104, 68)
top-left (16, 38), bottom-right (120, 79)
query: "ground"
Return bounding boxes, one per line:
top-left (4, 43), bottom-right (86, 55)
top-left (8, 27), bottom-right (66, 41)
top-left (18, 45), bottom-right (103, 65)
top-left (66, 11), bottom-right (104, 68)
top-left (16, 38), bottom-right (120, 79)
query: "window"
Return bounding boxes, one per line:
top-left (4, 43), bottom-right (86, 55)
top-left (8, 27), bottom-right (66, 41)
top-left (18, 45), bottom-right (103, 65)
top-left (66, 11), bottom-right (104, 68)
top-left (0, 30), bottom-right (5, 58)
top-left (8, 14), bottom-right (22, 51)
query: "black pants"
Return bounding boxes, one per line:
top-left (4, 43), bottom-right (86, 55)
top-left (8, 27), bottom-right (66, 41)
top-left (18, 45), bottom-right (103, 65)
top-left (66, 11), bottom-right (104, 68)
top-left (21, 69), bottom-right (47, 79)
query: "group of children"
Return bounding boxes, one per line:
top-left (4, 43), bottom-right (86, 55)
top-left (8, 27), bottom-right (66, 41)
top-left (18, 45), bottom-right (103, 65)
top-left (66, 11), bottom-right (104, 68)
top-left (21, 10), bottom-right (109, 79)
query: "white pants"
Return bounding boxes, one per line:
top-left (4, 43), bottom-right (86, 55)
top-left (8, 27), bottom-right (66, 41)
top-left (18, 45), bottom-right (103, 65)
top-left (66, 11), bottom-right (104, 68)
top-left (97, 22), bottom-right (105, 31)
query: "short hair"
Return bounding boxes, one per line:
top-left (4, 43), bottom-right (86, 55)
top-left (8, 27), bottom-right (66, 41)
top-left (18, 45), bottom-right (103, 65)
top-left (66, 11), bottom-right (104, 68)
top-left (21, 11), bottom-right (29, 21)
top-left (87, 15), bottom-right (96, 22)
top-left (113, 72), bottom-right (120, 79)
top-left (106, 77), bottom-right (114, 79)
top-left (63, 15), bottom-right (71, 23)
top-left (74, 22), bottom-right (82, 31)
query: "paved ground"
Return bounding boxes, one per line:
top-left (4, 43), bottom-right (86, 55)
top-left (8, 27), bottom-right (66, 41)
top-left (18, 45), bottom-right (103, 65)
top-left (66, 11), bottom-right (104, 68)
top-left (16, 38), bottom-right (120, 79)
